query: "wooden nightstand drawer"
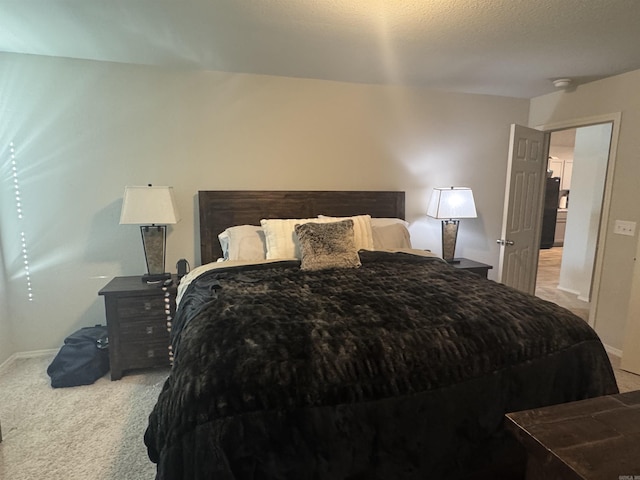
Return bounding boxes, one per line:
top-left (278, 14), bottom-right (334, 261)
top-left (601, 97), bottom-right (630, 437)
top-left (117, 295), bottom-right (174, 319)
top-left (120, 320), bottom-right (170, 342)
top-left (119, 338), bottom-right (171, 370)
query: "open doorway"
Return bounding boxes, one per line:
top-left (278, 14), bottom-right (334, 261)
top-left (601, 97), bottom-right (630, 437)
top-left (535, 123), bottom-right (613, 322)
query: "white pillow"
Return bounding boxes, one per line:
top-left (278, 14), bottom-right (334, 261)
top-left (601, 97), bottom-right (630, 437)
top-left (260, 218), bottom-right (318, 259)
top-left (370, 217), bottom-right (409, 228)
top-left (261, 215), bottom-right (373, 260)
top-left (218, 225), bottom-right (267, 261)
top-left (372, 223), bottom-right (412, 250)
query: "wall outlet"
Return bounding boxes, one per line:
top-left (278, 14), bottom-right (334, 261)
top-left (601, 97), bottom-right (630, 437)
top-left (614, 220), bottom-right (636, 236)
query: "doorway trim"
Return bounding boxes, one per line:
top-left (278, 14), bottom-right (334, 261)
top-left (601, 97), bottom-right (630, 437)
top-left (535, 112), bottom-right (621, 330)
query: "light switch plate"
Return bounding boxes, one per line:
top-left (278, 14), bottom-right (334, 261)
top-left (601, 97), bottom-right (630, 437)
top-left (614, 220), bottom-right (636, 236)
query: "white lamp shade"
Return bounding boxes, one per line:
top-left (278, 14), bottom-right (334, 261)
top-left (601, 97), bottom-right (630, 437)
top-left (119, 185), bottom-right (180, 225)
top-left (427, 187), bottom-right (477, 219)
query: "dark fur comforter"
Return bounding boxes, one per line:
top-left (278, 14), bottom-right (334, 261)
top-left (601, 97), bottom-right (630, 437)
top-left (145, 251), bottom-right (618, 480)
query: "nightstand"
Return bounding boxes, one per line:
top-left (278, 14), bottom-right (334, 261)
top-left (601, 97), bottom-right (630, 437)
top-left (98, 275), bottom-right (176, 380)
top-left (450, 258), bottom-right (493, 278)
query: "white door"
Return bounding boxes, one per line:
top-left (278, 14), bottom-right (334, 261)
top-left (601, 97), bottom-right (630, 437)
top-left (497, 124), bottom-right (548, 294)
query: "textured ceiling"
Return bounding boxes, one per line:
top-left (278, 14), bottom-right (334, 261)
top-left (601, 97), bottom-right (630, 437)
top-left (1, 0), bottom-right (640, 98)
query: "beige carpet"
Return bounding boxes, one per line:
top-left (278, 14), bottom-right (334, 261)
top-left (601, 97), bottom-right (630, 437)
top-left (0, 354), bottom-right (169, 480)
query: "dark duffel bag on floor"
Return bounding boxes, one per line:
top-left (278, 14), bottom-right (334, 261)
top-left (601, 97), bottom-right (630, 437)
top-left (47, 325), bottom-right (110, 388)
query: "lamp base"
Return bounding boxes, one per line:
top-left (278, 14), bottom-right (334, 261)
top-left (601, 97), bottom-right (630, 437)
top-left (441, 219), bottom-right (460, 262)
top-left (142, 272), bottom-right (171, 283)
top-left (445, 258), bottom-right (461, 264)
top-left (140, 225), bottom-right (169, 283)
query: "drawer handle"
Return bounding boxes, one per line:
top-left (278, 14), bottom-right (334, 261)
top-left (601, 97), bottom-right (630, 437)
top-left (146, 326), bottom-right (154, 335)
top-left (147, 349), bottom-right (155, 358)
top-left (144, 302), bottom-right (152, 311)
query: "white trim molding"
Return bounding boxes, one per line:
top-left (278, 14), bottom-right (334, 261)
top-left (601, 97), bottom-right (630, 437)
top-left (535, 112), bottom-right (622, 330)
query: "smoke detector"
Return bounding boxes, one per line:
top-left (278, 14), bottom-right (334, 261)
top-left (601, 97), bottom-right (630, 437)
top-left (552, 78), bottom-right (572, 89)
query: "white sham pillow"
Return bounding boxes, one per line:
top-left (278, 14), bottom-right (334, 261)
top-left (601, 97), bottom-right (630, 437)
top-left (370, 217), bottom-right (410, 228)
top-left (260, 218), bottom-right (315, 260)
top-left (261, 215), bottom-right (373, 260)
top-left (260, 218), bottom-right (319, 259)
top-left (372, 223), bottom-right (412, 250)
top-left (218, 225), bottom-right (267, 261)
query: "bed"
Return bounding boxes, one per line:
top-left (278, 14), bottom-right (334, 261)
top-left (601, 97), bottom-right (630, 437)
top-left (145, 190), bottom-right (618, 480)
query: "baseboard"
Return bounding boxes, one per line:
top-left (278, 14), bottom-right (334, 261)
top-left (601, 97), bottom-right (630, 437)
top-left (0, 354), bottom-right (15, 375)
top-left (15, 348), bottom-right (58, 359)
top-left (0, 349), bottom-right (58, 376)
top-left (604, 344), bottom-right (622, 359)
top-left (557, 285), bottom-right (581, 296)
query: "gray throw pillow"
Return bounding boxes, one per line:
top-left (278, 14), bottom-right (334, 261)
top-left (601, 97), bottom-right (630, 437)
top-left (294, 219), bottom-right (361, 271)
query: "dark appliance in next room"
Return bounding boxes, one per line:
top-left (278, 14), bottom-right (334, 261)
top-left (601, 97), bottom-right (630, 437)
top-left (540, 177), bottom-right (560, 249)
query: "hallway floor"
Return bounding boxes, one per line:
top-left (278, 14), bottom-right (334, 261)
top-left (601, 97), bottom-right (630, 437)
top-left (535, 247), bottom-right (590, 321)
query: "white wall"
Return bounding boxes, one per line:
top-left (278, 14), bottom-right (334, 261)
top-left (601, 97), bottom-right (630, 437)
top-left (0, 52), bottom-right (529, 357)
top-left (530, 69), bottom-right (640, 351)
top-left (558, 123), bottom-right (611, 300)
top-left (0, 236), bottom-right (13, 364)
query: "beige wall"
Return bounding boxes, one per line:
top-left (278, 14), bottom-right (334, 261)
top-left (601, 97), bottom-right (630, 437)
top-left (0, 52), bottom-right (530, 358)
top-left (3, 52), bottom-right (637, 360)
top-left (529, 69), bottom-right (640, 352)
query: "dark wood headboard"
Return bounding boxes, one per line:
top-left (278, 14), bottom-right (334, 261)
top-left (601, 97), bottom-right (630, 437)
top-left (198, 190), bottom-right (405, 264)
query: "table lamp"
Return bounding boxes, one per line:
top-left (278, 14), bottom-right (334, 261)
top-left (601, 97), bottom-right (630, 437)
top-left (120, 185), bottom-right (180, 282)
top-left (427, 187), bottom-right (477, 263)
